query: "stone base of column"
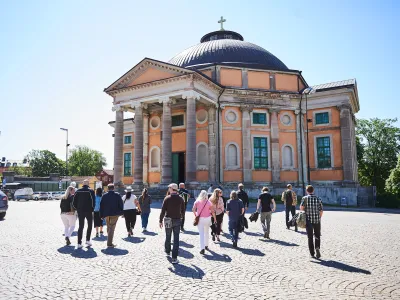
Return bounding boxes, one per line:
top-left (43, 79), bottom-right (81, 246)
top-left (186, 181), bottom-right (200, 189)
top-left (132, 183), bottom-right (144, 191)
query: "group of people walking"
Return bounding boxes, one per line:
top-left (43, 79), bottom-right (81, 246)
top-left (60, 179), bottom-right (324, 263)
top-left (60, 180), bottom-right (152, 248)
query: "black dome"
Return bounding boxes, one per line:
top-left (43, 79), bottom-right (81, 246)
top-left (169, 30), bottom-right (289, 71)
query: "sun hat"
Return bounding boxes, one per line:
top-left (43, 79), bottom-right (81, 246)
top-left (125, 186), bottom-right (133, 192)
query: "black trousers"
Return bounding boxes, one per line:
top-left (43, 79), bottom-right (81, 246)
top-left (211, 213), bottom-right (224, 236)
top-left (306, 220), bottom-right (321, 256)
top-left (77, 211), bottom-right (93, 244)
top-left (285, 205), bottom-right (296, 228)
top-left (123, 209), bottom-right (137, 232)
top-left (181, 201), bottom-right (188, 229)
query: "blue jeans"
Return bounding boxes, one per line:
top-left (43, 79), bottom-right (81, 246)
top-left (165, 219), bottom-right (181, 259)
top-left (228, 220), bottom-right (239, 243)
top-left (141, 212), bottom-right (150, 229)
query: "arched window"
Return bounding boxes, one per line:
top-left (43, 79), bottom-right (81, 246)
top-left (225, 143), bottom-right (240, 169)
top-left (196, 143), bottom-right (208, 169)
top-left (282, 145), bottom-right (294, 168)
top-left (149, 146), bottom-right (160, 171)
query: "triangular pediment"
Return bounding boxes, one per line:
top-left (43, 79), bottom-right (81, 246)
top-left (104, 58), bottom-right (191, 92)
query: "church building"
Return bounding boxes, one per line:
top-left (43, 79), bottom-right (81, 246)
top-left (105, 19), bottom-right (360, 202)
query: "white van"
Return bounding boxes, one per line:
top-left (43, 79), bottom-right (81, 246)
top-left (14, 188), bottom-right (34, 201)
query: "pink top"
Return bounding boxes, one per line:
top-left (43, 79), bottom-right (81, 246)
top-left (211, 197), bottom-right (225, 215)
top-left (194, 199), bottom-right (212, 217)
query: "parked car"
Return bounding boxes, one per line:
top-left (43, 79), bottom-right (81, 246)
top-left (52, 191), bottom-right (64, 200)
top-left (0, 190), bottom-right (8, 219)
top-left (14, 188), bottom-right (34, 201)
top-left (33, 192), bottom-right (50, 201)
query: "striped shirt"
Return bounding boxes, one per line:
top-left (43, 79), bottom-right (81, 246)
top-left (300, 194), bottom-right (323, 224)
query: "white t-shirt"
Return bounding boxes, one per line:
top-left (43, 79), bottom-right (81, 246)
top-left (122, 194), bottom-right (137, 210)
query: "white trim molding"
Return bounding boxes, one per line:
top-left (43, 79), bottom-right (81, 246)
top-left (196, 142), bottom-right (209, 170)
top-left (149, 146), bottom-right (161, 172)
top-left (196, 109), bottom-right (208, 124)
top-left (251, 109), bottom-right (269, 127)
top-left (149, 115), bottom-right (161, 130)
top-left (224, 109), bottom-right (239, 124)
top-left (281, 144), bottom-right (295, 169)
top-left (313, 109), bottom-right (332, 127)
top-left (225, 142), bottom-right (240, 170)
top-left (251, 134), bottom-right (271, 170)
top-left (313, 134), bottom-right (334, 169)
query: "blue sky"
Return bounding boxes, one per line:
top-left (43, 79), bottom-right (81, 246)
top-left (1, 0), bottom-right (398, 167)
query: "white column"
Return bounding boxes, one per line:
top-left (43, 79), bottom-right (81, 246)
top-left (113, 106), bottom-right (124, 185)
top-left (143, 111), bottom-right (149, 185)
top-left (208, 105), bottom-right (217, 183)
top-left (241, 105), bottom-right (252, 183)
top-left (161, 98), bottom-right (172, 184)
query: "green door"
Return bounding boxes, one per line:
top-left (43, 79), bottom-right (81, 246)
top-left (172, 153), bottom-right (179, 184)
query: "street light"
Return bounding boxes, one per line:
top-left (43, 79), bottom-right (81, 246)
top-left (60, 128), bottom-right (70, 176)
top-left (302, 87), bottom-right (314, 185)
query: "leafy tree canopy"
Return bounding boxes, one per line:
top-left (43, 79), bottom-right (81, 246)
top-left (356, 118), bottom-right (400, 194)
top-left (386, 155), bottom-right (400, 196)
top-left (9, 165), bottom-right (32, 176)
top-left (68, 145), bottom-right (106, 176)
top-left (27, 150), bottom-right (65, 177)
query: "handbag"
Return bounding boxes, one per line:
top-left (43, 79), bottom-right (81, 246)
top-left (193, 200), bottom-right (208, 226)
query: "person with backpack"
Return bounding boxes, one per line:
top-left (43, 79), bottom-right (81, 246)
top-left (300, 185), bottom-right (323, 258)
top-left (226, 191), bottom-right (245, 248)
top-left (282, 184), bottom-right (298, 231)
top-left (237, 183), bottom-right (249, 211)
top-left (256, 187), bottom-right (276, 239)
top-left (178, 183), bottom-right (190, 232)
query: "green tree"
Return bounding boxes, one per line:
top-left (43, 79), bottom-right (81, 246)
top-left (357, 118), bottom-right (400, 194)
top-left (27, 150), bottom-right (66, 177)
top-left (386, 155), bottom-right (400, 196)
top-left (68, 145), bottom-right (106, 176)
top-left (9, 165), bottom-right (32, 176)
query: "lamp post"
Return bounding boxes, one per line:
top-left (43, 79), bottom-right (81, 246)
top-left (60, 128), bottom-right (70, 176)
top-left (303, 88), bottom-right (314, 185)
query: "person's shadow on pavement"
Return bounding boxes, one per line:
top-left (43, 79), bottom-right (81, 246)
top-left (71, 247), bottom-right (97, 259)
top-left (311, 260), bottom-right (371, 274)
top-left (101, 248), bottom-right (129, 256)
top-left (168, 264), bottom-right (205, 279)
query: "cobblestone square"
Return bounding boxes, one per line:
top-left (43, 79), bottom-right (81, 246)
top-left (0, 201), bottom-right (399, 299)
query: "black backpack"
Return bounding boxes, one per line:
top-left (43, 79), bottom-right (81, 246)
top-left (285, 190), bottom-right (293, 206)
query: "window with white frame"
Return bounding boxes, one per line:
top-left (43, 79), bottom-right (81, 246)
top-left (282, 145), bottom-right (294, 168)
top-left (251, 110), bottom-right (268, 126)
top-left (196, 143), bottom-right (208, 168)
top-left (225, 143), bottom-right (239, 169)
top-left (149, 146), bottom-right (160, 170)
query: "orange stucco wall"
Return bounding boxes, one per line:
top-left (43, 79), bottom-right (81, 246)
top-left (197, 171), bottom-right (208, 182)
top-left (128, 67), bottom-right (176, 86)
top-left (275, 74), bottom-right (298, 92)
top-left (148, 172), bottom-right (161, 183)
top-left (122, 177), bottom-right (133, 185)
top-left (308, 129), bottom-right (342, 169)
top-left (248, 71), bottom-right (270, 89)
top-left (299, 80), bottom-right (305, 92)
top-left (252, 171), bottom-right (272, 182)
top-left (280, 171), bottom-right (298, 182)
top-left (311, 170), bottom-right (343, 181)
top-left (200, 70), bottom-right (212, 78)
top-left (220, 68), bottom-right (242, 87)
top-left (307, 108), bottom-right (340, 129)
top-left (224, 170), bottom-right (243, 182)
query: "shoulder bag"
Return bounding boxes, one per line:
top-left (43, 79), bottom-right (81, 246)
top-left (193, 200), bottom-right (208, 226)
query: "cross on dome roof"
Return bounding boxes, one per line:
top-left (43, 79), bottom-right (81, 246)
top-left (218, 16), bottom-right (226, 31)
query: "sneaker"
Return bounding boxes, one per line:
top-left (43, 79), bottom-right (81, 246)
top-left (86, 241), bottom-right (92, 247)
top-left (316, 249), bottom-right (321, 259)
top-left (171, 258), bottom-right (179, 264)
top-left (310, 254), bottom-right (315, 258)
top-left (205, 246), bottom-right (209, 250)
top-left (100, 231), bottom-right (104, 235)
top-left (128, 232), bottom-right (131, 237)
top-left (77, 244), bottom-right (83, 249)
top-left (107, 244), bottom-right (116, 248)
top-left (200, 249), bottom-right (205, 255)
top-left (65, 237), bottom-right (71, 246)
top-left (295, 226), bottom-right (298, 232)
top-left (95, 233), bottom-right (99, 238)
top-left (216, 236), bottom-right (220, 242)
top-left (263, 232), bottom-right (268, 238)
top-left (165, 251), bottom-right (170, 256)
top-left (233, 241), bottom-right (238, 248)
top-left (212, 235), bottom-right (215, 241)
top-left (180, 228), bottom-right (185, 232)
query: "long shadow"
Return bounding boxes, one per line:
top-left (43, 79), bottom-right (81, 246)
top-left (178, 248), bottom-right (194, 259)
top-left (93, 235), bottom-right (107, 241)
top-left (244, 231), bottom-right (263, 237)
top-left (122, 237), bottom-right (146, 244)
top-left (238, 247), bottom-right (265, 257)
top-left (312, 260), bottom-right (371, 274)
top-left (260, 239), bottom-right (299, 247)
top-left (142, 231), bottom-right (158, 236)
top-left (180, 241), bottom-right (194, 249)
top-left (204, 249), bottom-right (232, 262)
top-left (57, 246), bottom-right (75, 254)
top-left (71, 247), bottom-right (97, 259)
top-left (101, 248), bottom-right (129, 256)
top-left (168, 264), bottom-right (205, 279)
top-left (182, 230), bottom-right (198, 236)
